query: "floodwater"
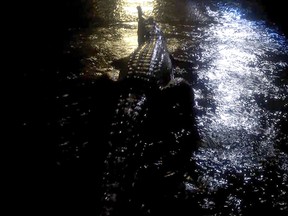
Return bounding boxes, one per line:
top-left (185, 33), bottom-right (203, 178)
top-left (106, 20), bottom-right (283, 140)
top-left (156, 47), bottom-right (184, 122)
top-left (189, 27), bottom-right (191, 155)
top-left (49, 0), bottom-right (288, 215)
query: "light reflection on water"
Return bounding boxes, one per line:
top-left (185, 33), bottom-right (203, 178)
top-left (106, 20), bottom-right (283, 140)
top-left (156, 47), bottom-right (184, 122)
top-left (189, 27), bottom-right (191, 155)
top-left (76, 0), bottom-right (155, 80)
top-left (194, 5), bottom-right (288, 155)
top-left (190, 4), bottom-right (288, 211)
top-left (121, 0), bottom-right (154, 18)
top-left (92, 0), bottom-right (154, 23)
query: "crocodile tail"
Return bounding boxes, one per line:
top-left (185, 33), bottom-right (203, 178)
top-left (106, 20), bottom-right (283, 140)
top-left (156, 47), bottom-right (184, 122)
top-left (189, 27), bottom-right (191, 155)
top-left (137, 6), bottom-right (146, 46)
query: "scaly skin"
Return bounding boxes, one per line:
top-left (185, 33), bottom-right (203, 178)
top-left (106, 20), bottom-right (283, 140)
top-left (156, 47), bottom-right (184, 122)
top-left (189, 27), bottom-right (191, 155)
top-left (100, 7), bottom-right (188, 216)
top-left (125, 6), bottom-right (173, 88)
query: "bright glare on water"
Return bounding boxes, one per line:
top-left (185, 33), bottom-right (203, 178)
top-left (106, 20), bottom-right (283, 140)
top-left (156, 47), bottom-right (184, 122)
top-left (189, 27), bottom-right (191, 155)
top-left (193, 4), bottom-right (288, 173)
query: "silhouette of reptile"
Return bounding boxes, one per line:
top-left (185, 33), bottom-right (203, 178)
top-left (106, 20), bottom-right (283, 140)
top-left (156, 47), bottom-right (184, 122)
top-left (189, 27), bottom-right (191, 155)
top-left (100, 6), bottom-right (198, 216)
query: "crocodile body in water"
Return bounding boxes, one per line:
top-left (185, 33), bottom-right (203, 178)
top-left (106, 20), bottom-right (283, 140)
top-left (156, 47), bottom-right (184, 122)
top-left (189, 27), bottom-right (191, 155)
top-left (100, 7), bottom-right (198, 216)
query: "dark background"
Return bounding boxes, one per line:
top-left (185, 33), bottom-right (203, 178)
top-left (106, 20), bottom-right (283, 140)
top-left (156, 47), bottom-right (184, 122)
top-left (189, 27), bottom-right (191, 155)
top-left (15, 0), bottom-right (287, 214)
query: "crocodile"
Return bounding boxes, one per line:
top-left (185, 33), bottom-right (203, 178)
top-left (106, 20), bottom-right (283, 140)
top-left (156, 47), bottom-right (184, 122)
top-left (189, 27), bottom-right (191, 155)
top-left (117, 6), bottom-right (173, 88)
top-left (100, 7), bottom-right (197, 216)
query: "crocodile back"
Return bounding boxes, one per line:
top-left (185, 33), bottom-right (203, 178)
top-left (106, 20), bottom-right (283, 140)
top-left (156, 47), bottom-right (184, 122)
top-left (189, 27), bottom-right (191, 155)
top-left (126, 18), bottom-right (173, 87)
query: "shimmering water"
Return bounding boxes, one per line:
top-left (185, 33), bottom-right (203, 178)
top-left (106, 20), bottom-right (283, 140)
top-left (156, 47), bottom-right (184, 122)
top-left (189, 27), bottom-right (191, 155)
top-left (54, 0), bottom-right (288, 215)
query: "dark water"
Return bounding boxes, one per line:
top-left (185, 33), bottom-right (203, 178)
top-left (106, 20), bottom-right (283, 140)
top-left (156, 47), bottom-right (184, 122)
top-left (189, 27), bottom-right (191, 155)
top-left (21, 0), bottom-right (288, 215)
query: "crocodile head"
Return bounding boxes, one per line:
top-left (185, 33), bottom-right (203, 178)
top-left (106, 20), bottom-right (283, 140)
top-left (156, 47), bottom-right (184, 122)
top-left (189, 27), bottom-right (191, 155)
top-left (124, 6), bottom-right (173, 89)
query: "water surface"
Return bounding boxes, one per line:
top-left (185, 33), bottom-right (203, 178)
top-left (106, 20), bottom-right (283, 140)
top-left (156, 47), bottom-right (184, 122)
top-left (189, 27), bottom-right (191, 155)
top-left (55, 0), bottom-right (288, 214)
